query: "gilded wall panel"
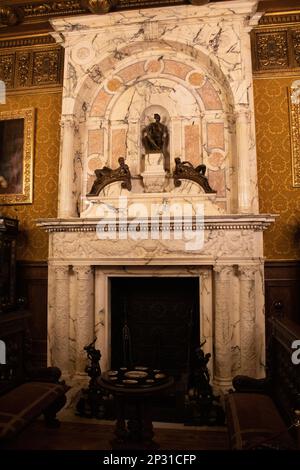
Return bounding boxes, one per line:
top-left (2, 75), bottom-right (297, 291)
top-left (254, 78), bottom-right (300, 260)
top-left (0, 92), bottom-right (62, 261)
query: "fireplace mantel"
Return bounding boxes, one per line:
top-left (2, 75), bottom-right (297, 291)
top-left (41, 1), bottom-right (275, 394)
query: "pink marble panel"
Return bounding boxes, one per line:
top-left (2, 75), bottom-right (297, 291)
top-left (118, 62), bottom-right (146, 83)
top-left (145, 59), bottom-right (163, 73)
top-left (88, 129), bottom-right (104, 155)
top-left (90, 89), bottom-right (113, 117)
top-left (111, 128), bottom-right (127, 167)
top-left (207, 169), bottom-right (226, 197)
top-left (164, 60), bottom-right (192, 80)
top-left (88, 156), bottom-right (104, 174)
top-left (207, 123), bottom-right (225, 150)
top-left (198, 80), bottom-right (223, 110)
top-left (207, 151), bottom-right (225, 168)
top-left (184, 125), bottom-right (200, 166)
top-left (100, 56), bottom-right (118, 73)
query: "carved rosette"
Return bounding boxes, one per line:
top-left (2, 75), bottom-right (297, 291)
top-left (255, 31), bottom-right (288, 70)
top-left (239, 266), bottom-right (257, 376)
top-left (53, 266), bottom-right (70, 373)
top-left (73, 265), bottom-right (95, 374)
top-left (213, 265), bottom-right (233, 387)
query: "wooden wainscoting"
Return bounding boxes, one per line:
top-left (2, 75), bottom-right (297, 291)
top-left (265, 261), bottom-right (300, 325)
top-left (16, 261), bottom-right (48, 368)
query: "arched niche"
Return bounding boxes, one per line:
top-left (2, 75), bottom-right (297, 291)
top-left (73, 44), bottom-right (236, 214)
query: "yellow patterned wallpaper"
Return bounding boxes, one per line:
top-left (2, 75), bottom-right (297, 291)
top-left (254, 77), bottom-right (300, 260)
top-left (0, 92), bottom-right (61, 261)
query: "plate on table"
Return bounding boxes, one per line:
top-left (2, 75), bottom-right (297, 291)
top-left (154, 373), bottom-right (166, 379)
top-left (134, 366), bottom-right (148, 371)
top-left (122, 379), bottom-right (138, 384)
top-left (107, 370), bottom-right (118, 376)
top-left (125, 371), bottom-right (148, 379)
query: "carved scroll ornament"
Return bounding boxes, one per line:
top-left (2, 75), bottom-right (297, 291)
top-left (173, 158), bottom-right (216, 194)
top-left (87, 156), bottom-right (132, 196)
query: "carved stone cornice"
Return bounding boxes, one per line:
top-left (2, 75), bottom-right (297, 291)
top-left (37, 214), bottom-right (276, 233)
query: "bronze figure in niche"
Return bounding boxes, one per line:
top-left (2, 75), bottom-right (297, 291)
top-left (142, 113), bottom-right (170, 170)
top-left (87, 156), bottom-right (132, 196)
top-left (173, 157), bottom-right (216, 194)
top-left (142, 113), bottom-right (168, 153)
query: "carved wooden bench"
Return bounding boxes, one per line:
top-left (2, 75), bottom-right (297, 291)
top-left (0, 367), bottom-right (68, 445)
top-left (225, 317), bottom-right (300, 450)
top-left (225, 380), bottom-right (299, 450)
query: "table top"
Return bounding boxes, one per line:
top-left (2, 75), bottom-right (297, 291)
top-left (98, 368), bottom-right (174, 396)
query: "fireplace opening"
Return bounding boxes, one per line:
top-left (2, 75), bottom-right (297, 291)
top-left (110, 276), bottom-right (200, 421)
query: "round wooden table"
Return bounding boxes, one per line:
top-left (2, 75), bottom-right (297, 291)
top-left (98, 371), bottom-right (174, 450)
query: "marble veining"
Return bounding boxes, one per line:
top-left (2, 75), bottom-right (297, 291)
top-left (41, 1), bottom-right (273, 392)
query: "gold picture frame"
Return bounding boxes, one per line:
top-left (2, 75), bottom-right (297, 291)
top-left (0, 108), bottom-right (35, 204)
top-left (289, 81), bottom-right (300, 188)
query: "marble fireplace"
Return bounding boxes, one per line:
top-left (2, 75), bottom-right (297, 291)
top-left (38, 0), bottom-right (275, 392)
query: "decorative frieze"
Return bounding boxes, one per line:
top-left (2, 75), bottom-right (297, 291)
top-left (255, 30), bottom-right (288, 70)
top-left (252, 26), bottom-right (300, 73)
top-left (0, 54), bottom-right (14, 88)
top-left (0, 44), bottom-right (63, 90)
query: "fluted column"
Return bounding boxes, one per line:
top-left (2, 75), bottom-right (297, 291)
top-left (239, 265), bottom-right (257, 376)
top-left (213, 265), bottom-right (233, 391)
top-left (73, 265), bottom-right (95, 375)
top-left (58, 116), bottom-right (77, 218)
top-left (52, 265), bottom-right (70, 375)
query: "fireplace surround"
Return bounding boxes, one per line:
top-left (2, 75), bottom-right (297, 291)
top-left (38, 0), bottom-right (275, 392)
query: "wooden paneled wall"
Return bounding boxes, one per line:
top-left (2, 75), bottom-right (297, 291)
top-left (16, 261), bottom-right (48, 368)
top-left (265, 261), bottom-right (300, 325)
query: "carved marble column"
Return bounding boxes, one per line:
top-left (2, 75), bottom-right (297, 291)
top-left (239, 265), bottom-right (257, 376)
top-left (213, 265), bottom-right (233, 391)
top-left (58, 116), bottom-right (77, 218)
top-left (73, 265), bottom-right (95, 376)
top-left (53, 265), bottom-right (70, 375)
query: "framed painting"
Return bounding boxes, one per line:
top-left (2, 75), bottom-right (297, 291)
top-left (0, 108), bottom-right (34, 204)
top-left (290, 81), bottom-right (300, 188)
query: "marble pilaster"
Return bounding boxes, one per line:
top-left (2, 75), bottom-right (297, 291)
top-left (239, 265), bottom-right (258, 377)
top-left (58, 116), bottom-right (77, 218)
top-left (213, 265), bottom-right (233, 391)
top-left (73, 265), bottom-right (95, 375)
top-left (52, 265), bottom-right (70, 374)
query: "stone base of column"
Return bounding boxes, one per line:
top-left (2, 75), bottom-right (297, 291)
top-left (213, 376), bottom-right (233, 393)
